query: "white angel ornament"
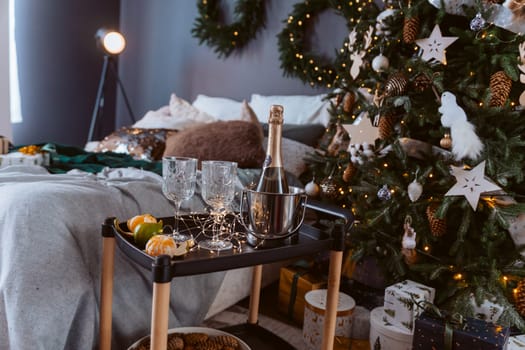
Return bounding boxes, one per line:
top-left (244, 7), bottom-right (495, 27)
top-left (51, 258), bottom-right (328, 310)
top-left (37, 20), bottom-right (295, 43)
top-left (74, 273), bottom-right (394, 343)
top-left (401, 216), bottom-right (418, 265)
top-left (439, 91), bottom-right (484, 161)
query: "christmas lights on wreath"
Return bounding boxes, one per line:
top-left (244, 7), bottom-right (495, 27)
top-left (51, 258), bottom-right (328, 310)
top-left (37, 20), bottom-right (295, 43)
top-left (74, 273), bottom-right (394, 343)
top-left (191, 0), bottom-right (266, 58)
top-left (276, 0), bottom-right (379, 88)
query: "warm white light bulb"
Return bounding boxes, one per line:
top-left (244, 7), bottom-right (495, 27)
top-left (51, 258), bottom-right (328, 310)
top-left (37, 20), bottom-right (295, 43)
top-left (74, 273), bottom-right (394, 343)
top-left (103, 31), bottom-right (126, 55)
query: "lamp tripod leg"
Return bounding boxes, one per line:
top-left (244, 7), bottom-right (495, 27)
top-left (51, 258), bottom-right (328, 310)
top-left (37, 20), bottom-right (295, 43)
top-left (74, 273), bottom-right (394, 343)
top-left (108, 59), bottom-right (136, 124)
top-left (88, 55), bottom-right (109, 143)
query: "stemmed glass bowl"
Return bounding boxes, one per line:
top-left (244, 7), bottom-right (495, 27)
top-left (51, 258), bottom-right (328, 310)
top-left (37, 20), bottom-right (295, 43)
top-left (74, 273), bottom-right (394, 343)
top-left (162, 156), bottom-right (198, 242)
top-left (199, 160), bottom-right (237, 251)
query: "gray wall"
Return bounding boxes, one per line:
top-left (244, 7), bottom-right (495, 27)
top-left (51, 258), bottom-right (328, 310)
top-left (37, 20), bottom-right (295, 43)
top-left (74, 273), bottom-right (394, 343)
top-left (12, 0), bottom-right (347, 147)
top-left (117, 0), bottom-right (347, 127)
top-left (12, 0), bottom-right (120, 146)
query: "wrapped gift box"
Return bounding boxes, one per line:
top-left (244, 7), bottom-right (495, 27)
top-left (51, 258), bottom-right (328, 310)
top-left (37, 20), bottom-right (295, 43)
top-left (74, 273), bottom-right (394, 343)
top-left (0, 136), bottom-right (10, 154)
top-left (383, 279), bottom-right (435, 331)
top-left (508, 334), bottom-right (525, 349)
top-left (278, 264), bottom-right (326, 325)
top-left (0, 152), bottom-right (49, 168)
top-left (302, 289), bottom-right (355, 350)
top-left (332, 337), bottom-right (370, 350)
top-left (412, 311), bottom-right (510, 349)
top-left (369, 306), bottom-right (413, 350)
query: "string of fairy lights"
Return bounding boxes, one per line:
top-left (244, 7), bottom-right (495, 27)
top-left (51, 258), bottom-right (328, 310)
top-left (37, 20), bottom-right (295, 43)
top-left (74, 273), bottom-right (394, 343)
top-left (277, 0), bottom-right (379, 88)
top-left (190, 0), bottom-right (525, 310)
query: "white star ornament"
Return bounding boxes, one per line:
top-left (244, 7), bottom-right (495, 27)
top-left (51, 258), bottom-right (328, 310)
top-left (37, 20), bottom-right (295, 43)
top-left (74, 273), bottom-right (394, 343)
top-left (445, 161), bottom-right (502, 210)
top-left (343, 114), bottom-right (379, 146)
top-left (415, 24), bottom-right (458, 64)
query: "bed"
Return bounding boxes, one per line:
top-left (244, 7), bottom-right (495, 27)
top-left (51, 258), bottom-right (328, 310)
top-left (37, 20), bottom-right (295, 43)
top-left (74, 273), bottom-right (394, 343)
top-left (0, 93), bottom-right (331, 349)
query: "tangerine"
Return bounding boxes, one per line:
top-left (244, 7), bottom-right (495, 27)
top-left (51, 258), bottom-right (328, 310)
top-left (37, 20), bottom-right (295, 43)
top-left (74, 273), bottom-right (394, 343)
top-left (127, 214), bottom-right (157, 232)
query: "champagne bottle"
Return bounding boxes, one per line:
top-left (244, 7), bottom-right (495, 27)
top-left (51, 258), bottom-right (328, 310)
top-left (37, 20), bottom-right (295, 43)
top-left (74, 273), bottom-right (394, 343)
top-left (256, 104), bottom-right (289, 193)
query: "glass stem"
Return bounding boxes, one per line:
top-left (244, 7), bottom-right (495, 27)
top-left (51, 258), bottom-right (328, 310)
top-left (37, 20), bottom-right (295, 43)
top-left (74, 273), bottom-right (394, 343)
top-left (173, 200), bottom-right (182, 235)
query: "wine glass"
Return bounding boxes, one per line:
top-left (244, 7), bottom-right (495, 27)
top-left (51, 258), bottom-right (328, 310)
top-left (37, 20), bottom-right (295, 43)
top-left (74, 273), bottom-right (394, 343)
top-left (162, 156), bottom-right (198, 242)
top-left (199, 160), bottom-right (238, 251)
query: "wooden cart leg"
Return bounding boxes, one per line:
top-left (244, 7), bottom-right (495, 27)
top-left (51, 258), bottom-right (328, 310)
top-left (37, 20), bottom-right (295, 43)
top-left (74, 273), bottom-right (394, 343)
top-left (321, 249), bottom-right (343, 350)
top-left (248, 264), bottom-right (263, 324)
top-left (150, 281), bottom-right (171, 350)
top-left (100, 236), bottom-right (116, 350)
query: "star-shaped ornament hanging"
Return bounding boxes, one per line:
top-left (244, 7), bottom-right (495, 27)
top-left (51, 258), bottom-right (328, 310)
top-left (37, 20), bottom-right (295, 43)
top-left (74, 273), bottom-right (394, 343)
top-left (343, 113), bottom-right (379, 147)
top-left (445, 161), bottom-right (502, 210)
top-left (415, 24), bottom-right (458, 64)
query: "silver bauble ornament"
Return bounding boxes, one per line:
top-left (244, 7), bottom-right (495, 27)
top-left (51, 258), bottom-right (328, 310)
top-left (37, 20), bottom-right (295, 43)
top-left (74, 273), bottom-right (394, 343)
top-left (320, 176), bottom-right (338, 200)
top-left (305, 180), bottom-right (321, 197)
top-left (377, 184), bottom-right (391, 201)
top-left (372, 54), bottom-right (390, 73)
top-left (470, 12), bottom-right (486, 31)
top-left (407, 180), bottom-right (423, 202)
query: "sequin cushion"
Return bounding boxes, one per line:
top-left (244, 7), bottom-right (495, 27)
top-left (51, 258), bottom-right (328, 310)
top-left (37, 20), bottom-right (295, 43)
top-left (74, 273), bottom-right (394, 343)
top-left (94, 127), bottom-right (176, 161)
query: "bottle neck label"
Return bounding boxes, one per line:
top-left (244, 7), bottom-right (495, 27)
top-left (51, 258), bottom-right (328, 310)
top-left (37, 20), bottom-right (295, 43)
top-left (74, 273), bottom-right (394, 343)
top-left (265, 123), bottom-right (282, 168)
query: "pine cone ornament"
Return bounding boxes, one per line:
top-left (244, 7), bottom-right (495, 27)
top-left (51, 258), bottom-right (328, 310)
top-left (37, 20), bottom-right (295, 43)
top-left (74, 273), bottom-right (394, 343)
top-left (343, 162), bottom-right (356, 182)
top-left (516, 279), bottom-right (525, 317)
top-left (343, 91), bottom-right (356, 113)
top-left (378, 112), bottom-right (397, 140)
top-left (383, 73), bottom-right (409, 98)
top-left (426, 203), bottom-right (447, 237)
top-left (403, 16), bottom-right (420, 44)
top-left (335, 93), bottom-right (343, 107)
top-left (413, 73), bottom-right (432, 92)
top-left (489, 70), bottom-right (512, 107)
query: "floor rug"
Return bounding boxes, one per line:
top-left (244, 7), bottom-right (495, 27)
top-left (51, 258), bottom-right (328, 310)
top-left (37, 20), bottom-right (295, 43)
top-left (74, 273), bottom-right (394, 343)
top-left (202, 305), bottom-right (304, 349)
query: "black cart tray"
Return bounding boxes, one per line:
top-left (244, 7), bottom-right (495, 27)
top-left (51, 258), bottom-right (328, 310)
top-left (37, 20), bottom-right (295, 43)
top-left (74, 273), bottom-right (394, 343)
top-left (105, 200), bottom-right (352, 279)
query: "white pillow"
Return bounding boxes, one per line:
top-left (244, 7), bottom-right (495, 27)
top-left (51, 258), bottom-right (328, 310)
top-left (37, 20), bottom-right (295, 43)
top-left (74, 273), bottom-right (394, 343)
top-left (262, 137), bottom-right (316, 178)
top-left (249, 94), bottom-right (331, 126)
top-left (192, 94), bottom-right (243, 121)
top-left (133, 93), bottom-right (217, 130)
top-left (192, 95), bottom-right (264, 139)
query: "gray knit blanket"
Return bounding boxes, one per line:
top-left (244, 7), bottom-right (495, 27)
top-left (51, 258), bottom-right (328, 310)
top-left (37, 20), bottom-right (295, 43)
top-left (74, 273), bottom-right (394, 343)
top-left (0, 166), bottom-right (227, 350)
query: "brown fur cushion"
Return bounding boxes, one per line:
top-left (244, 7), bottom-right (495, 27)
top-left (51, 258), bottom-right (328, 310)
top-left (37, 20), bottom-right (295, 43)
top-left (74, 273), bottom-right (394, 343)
top-left (163, 120), bottom-right (265, 168)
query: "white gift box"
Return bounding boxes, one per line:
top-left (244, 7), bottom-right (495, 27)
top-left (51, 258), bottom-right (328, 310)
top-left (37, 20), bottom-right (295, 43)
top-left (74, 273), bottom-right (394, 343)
top-left (370, 306), bottom-right (413, 350)
top-left (302, 289), bottom-right (355, 350)
top-left (508, 334), bottom-right (525, 349)
top-left (383, 279), bottom-right (435, 332)
top-left (0, 152), bottom-right (49, 168)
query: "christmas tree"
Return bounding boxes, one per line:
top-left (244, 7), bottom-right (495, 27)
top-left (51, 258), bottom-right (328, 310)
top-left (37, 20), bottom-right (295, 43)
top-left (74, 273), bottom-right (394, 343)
top-left (303, 0), bottom-right (525, 329)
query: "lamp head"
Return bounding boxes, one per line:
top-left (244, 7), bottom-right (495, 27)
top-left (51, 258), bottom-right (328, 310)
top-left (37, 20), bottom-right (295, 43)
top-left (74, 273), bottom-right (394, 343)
top-left (95, 28), bottom-right (126, 56)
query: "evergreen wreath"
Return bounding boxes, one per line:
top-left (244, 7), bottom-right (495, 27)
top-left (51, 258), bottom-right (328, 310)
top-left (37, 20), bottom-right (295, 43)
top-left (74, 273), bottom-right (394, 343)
top-left (277, 0), bottom-right (378, 88)
top-left (192, 0), bottom-right (266, 58)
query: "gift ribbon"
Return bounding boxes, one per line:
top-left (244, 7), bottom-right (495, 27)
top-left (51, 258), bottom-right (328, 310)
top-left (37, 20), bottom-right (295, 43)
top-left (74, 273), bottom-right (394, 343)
top-left (414, 298), bottom-right (464, 350)
top-left (287, 260), bottom-right (311, 320)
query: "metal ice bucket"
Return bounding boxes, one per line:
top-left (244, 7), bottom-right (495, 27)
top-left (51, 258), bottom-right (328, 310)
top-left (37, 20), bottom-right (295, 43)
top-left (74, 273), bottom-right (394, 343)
top-left (240, 186), bottom-right (307, 247)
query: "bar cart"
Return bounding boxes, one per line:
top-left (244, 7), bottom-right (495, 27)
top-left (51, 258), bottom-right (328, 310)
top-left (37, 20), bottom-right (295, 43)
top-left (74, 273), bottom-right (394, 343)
top-left (99, 200), bottom-right (353, 350)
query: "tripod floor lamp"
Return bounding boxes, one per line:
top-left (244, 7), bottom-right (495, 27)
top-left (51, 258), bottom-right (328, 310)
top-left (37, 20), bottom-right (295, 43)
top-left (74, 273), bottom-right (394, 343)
top-left (88, 28), bottom-right (136, 143)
